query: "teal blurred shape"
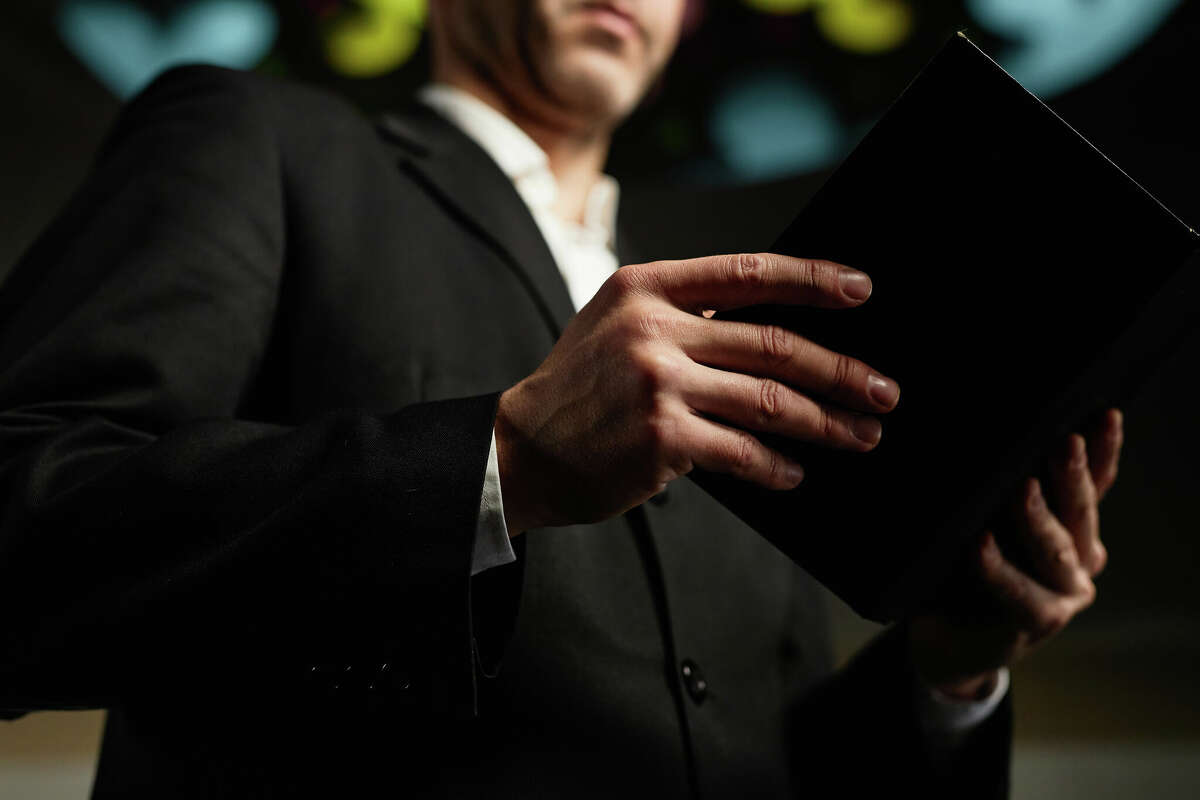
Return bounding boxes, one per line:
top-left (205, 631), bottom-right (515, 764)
top-left (709, 70), bottom-right (845, 182)
top-left (57, 0), bottom-right (278, 99)
top-left (967, 0), bottom-right (1182, 98)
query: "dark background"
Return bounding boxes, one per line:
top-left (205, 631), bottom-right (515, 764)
top-left (1, 1), bottom-right (1197, 796)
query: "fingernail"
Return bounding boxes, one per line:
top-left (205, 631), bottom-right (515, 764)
top-left (785, 461), bottom-right (805, 485)
top-left (867, 374), bottom-right (900, 409)
top-left (840, 268), bottom-right (872, 301)
top-left (851, 415), bottom-right (882, 445)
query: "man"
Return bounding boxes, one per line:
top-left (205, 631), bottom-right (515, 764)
top-left (0, 0), bottom-right (1120, 797)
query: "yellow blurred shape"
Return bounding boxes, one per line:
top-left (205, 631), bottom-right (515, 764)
top-left (324, 0), bottom-right (427, 78)
top-left (816, 0), bottom-right (911, 54)
top-left (742, 0), bottom-right (912, 54)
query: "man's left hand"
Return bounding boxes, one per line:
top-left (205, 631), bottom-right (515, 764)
top-left (907, 408), bottom-right (1124, 700)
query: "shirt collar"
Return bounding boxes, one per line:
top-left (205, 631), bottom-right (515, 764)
top-left (415, 82), bottom-right (620, 248)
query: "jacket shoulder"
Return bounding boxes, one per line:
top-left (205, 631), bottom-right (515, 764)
top-left (107, 64), bottom-right (371, 153)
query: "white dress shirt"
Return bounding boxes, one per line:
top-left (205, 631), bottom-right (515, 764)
top-left (414, 82), bottom-right (1010, 746)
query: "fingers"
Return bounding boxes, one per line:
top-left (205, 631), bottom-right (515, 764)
top-left (671, 312), bottom-right (900, 414)
top-left (1010, 477), bottom-right (1094, 594)
top-left (680, 362), bottom-right (884, 452)
top-left (977, 526), bottom-right (1096, 646)
top-left (1087, 408), bottom-right (1123, 501)
top-left (1048, 435), bottom-right (1107, 577)
top-left (1035, 409), bottom-right (1120, 580)
top-left (678, 408), bottom-right (807, 491)
top-left (623, 253), bottom-right (872, 314)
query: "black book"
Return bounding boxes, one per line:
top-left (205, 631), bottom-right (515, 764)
top-left (686, 32), bottom-right (1200, 623)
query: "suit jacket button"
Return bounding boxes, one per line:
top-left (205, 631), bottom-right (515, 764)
top-left (649, 487), bottom-right (671, 506)
top-left (680, 659), bottom-right (707, 704)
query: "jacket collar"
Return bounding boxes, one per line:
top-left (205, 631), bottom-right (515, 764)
top-left (414, 84), bottom-right (551, 188)
top-left (414, 84), bottom-right (622, 257)
top-left (374, 100), bottom-right (583, 339)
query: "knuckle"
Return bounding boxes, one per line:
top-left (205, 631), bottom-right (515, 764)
top-left (731, 430), bottom-right (759, 475)
top-left (814, 404), bottom-right (837, 441)
top-left (606, 262), bottom-right (645, 296)
top-left (648, 385), bottom-right (678, 421)
top-left (811, 259), bottom-right (841, 293)
top-left (635, 310), bottom-right (675, 342)
top-left (757, 379), bottom-right (786, 425)
top-left (762, 446), bottom-right (787, 487)
top-left (612, 303), bottom-right (650, 341)
top-left (1033, 606), bottom-right (1069, 639)
top-left (1080, 575), bottom-right (1098, 605)
top-left (1009, 575), bottom-right (1033, 611)
top-left (759, 324), bottom-right (794, 370)
top-left (1050, 600), bottom-right (1075, 630)
top-left (628, 345), bottom-right (658, 386)
top-left (1051, 544), bottom-right (1077, 567)
top-left (797, 258), bottom-right (822, 292)
top-left (730, 252), bottom-right (769, 288)
top-left (827, 354), bottom-right (854, 396)
top-left (629, 346), bottom-right (681, 394)
top-left (644, 408), bottom-right (678, 456)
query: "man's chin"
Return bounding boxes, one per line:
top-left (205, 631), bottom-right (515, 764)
top-left (548, 59), bottom-right (645, 122)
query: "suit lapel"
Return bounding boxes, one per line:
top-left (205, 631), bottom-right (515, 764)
top-left (378, 103), bottom-right (685, 734)
top-left (375, 101), bottom-right (576, 340)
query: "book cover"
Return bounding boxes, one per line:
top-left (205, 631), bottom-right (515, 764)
top-left (688, 32), bottom-right (1200, 623)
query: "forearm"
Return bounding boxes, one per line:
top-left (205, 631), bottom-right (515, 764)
top-left (0, 64), bottom-right (510, 719)
top-left (0, 393), bottom-right (502, 716)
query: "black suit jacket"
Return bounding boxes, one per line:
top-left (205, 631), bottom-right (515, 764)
top-left (0, 65), bottom-right (1013, 798)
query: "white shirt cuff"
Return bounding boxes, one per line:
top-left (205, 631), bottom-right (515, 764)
top-left (471, 426), bottom-right (517, 576)
top-left (914, 665), bottom-right (1010, 735)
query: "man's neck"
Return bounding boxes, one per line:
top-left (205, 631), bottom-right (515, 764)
top-left (431, 68), bottom-right (612, 225)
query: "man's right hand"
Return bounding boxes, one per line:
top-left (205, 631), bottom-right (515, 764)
top-left (493, 253), bottom-right (901, 537)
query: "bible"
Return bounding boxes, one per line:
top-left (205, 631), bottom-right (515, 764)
top-left (686, 31), bottom-right (1200, 623)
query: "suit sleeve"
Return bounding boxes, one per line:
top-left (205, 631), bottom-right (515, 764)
top-left (785, 618), bottom-right (1014, 798)
top-left (0, 65), bottom-right (522, 722)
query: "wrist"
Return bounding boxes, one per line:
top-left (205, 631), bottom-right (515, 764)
top-left (494, 386), bottom-right (537, 538)
top-left (905, 616), bottom-right (1003, 703)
